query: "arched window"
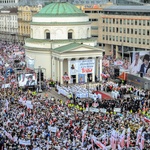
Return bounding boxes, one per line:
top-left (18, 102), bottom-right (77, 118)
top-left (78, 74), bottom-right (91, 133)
top-left (68, 29), bottom-right (74, 39)
top-left (45, 29), bottom-right (50, 39)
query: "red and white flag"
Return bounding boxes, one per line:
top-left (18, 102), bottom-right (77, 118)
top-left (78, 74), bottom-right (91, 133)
top-left (126, 128), bottom-right (131, 148)
top-left (136, 126), bottom-right (143, 145)
top-left (139, 133), bottom-right (145, 150)
top-left (143, 117), bottom-right (150, 123)
top-left (82, 125), bottom-right (88, 147)
top-left (119, 129), bottom-right (125, 148)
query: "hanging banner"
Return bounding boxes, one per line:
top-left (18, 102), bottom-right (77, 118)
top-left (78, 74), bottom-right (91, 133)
top-left (69, 59), bottom-right (95, 75)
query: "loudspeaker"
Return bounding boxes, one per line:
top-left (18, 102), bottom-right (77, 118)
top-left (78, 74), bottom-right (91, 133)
top-left (114, 68), bottom-right (120, 78)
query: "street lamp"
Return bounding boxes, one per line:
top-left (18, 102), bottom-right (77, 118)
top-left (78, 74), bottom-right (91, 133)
top-left (121, 43), bottom-right (124, 60)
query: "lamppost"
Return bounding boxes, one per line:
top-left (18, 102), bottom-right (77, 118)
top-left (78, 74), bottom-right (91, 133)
top-left (121, 43), bottom-right (124, 60)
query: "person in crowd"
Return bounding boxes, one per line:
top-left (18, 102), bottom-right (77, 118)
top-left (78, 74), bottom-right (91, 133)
top-left (140, 54), bottom-right (150, 76)
top-left (26, 75), bottom-right (36, 86)
top-left (129, 52), bottom-right (143, 74)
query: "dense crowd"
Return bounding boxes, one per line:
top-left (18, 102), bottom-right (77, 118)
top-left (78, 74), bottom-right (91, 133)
top-left (0, 42), bottom-right (150, 150)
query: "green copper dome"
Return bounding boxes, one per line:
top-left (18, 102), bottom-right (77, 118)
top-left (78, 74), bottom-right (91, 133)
top-left (34, 2), bottom-right (87, 17)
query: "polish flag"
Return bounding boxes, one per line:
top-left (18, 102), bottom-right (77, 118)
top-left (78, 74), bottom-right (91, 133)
top-left (143, 117), bottom-right (150, 123)
top-left (119, 129), bottom-right (125, 148)
top-left (139, 133), bottom-right (145, 150)
top-left (126, 128), bottom-right (131, 148)
top-left (136, 126), bottom-right (143, 145)
top-left (82, 125), bottom-right (88, 147)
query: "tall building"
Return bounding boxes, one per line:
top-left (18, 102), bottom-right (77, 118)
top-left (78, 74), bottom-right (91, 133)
top-left (98, 5), bottom-right (150, 57)
top-left (18, 5), bottom-right (42, 42)
top-left (0, 0), bottom-right (20, 8)
top-left (0, 7), bottom-right (18, 42)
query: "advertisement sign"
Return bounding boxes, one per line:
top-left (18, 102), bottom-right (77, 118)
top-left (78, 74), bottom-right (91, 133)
top-left (129, 51), bottom-right (150, 77)
top-left (69, 59), bottom-right (95, 75)
top-left (18, 73), bottom-right (37, 87)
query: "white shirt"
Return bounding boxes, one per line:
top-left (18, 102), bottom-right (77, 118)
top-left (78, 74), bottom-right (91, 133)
top-left (129, 58), bottom-right (143, 74)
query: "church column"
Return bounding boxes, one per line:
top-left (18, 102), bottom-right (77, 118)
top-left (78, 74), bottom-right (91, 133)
top-left (68, 58), bottom-right (71, 84)
top-left (60, 59), bottom-right (64, 85)
top-left (76, 58), bottom-right (79, 84)
top-left (99, 57), bottom-right (102, 81)
top-left (92, 57), bottom-right (96, 82)
top-left (57, 58), bottom-right (60, 82)
top-left (96, 57), bottom-right (99, 78)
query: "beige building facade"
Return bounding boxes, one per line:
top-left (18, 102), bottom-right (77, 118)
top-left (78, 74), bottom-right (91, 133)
top-left (18, 5), bottom-right (42, 42)
top-left (99, 5), bottom-right (150, 57)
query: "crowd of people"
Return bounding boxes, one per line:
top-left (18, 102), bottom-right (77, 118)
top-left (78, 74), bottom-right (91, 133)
top-left (0, 42), bottom-right (150, 150)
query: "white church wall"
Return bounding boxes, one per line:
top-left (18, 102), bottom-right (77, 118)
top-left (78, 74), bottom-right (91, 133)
top-left (31, 25), bottom-right (91, 40)
top-left (26, 50), bottom-right (52, 79)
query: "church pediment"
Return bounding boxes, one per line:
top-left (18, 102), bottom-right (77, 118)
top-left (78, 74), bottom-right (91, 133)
top-left (53, 43), bottom-right (104, 54)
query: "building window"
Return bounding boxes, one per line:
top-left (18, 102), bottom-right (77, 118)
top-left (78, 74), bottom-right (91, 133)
top-left (127, 37), bottom-right (129, 43)
top-left (131, 38), bottom-right (133, 43)
top-left (120, 28), bottom-right (122, 33)
top-left (116, 36), bottom-right (118, 41)
top-left (120, 19), bottom-right (122, 24)
top-left (106, 18), bottom-right (108, 23)
top-left (139, 38), bottom-right (141, 44)
top-left (127, 28), bottom-right (130, 34)
top-left (143, 39), bottom-right (145, 44)
top-left (109, 35), bottom-right (111, 41)
top-left (147, 39), bottom-right (149, 45)
top-left (147, 30), bottom-right (149, 35)
top-left (123, 19), bottom-right (126, 25)
top-left (116, 27), bottom-right (118, 33)
top-left (103, 35), bottom-right (105, 40)
top-left (113, 27), bottom-right (115, 32)
top-left (135, 38), bottom-right (137, 44)
top-left (116, 19), bottom-right (118, 24)
top-left (109, 19), bottom-right (111, 24)
top-left (139, 20), bottom-right (141, 25)
top-left (127, 19), bottom-right (130, 25)
top-left (106, 27), bottom-right (108, 32)
top-left (120, 36), bottom-right (122, 42)
top-left (147, 20), bottom-right (150, 26)
top-left (68, 32), bottom-right (72, 39)
top-left (123, 37), bottom-right (126, 42)
top-left (143, 20), bottom-right (145, 26)
top-left (131, 20), bottom-right (133, 25)
top-left (123, 28), bottom-right (126, 33)
top-left (139, 29), bottom-right (141, 35)
top-left (113, 36), bottom-right (115, 41)
top-left (103, 18), bottom-right (105, 23)
top-left (109, 27), bottom-right (111, 32)
top-left (131, 29), bottom-right (133, 34)
top-left (106, 35), bottom-right (108, 40)
top-left (143, 29), bottom-right (145, 35)
top-left (46, 32), bottom-right (50, 39)
top-left (113, 18), bottom-right (115, 24)
top-left (103, 26), bottom-right (105, 32)
top-left (68, 29), bottom-right (74, 39)
top-left (135, 29), bottom-right (137, 34)
top-left (135, 20), bottom-right (137, 25)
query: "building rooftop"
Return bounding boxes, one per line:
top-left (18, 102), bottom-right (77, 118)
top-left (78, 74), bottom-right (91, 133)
top-left (34, 2), bottom-right (87, 17)
top-left (104, 5), bottom-right (150, 12)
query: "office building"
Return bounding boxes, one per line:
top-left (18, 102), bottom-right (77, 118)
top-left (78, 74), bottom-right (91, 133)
top-left (98, 5), bottom-right (150, 57)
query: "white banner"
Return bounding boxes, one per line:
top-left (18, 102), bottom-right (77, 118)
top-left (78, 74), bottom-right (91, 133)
top-left (114, 108), bottom-right (121, 113)
top-left (48, 126), bottom-right (57, 132)
top-left (100, 108), bottom-right (107, 113)
top-left (89, 107), bottom-right (99, 113)
top-left (69, 59), bottom-right (95, 75)
top-left (19, 139), bottom-right (31, 145)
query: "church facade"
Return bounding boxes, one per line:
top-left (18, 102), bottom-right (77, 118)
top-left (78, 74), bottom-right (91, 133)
top-left (25, 2), bottom-right (104, 84)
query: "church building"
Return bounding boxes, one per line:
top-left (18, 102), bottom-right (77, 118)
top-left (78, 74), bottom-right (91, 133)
top-left (25, 2), bottom-right (104, 84)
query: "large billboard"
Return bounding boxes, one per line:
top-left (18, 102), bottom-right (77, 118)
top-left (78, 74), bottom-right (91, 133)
top-left (129, 51), bottom-right (150, 78)
top-left (69, 59), bottom-right (95, 75)
top-left (18, 73), bottom-right (37, 87)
